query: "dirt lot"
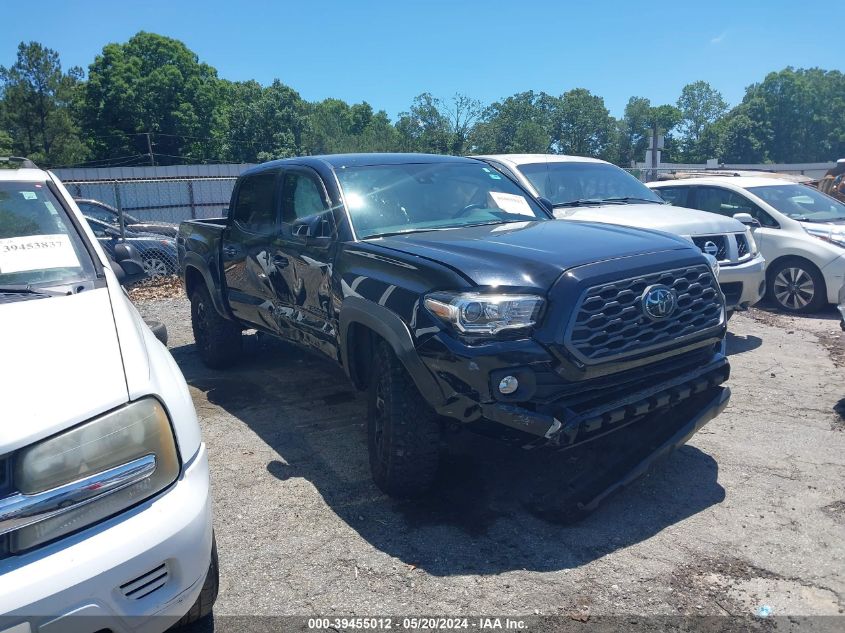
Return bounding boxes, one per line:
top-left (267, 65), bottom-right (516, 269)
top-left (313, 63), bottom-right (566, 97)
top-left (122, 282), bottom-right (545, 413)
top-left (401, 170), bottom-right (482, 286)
top-left (137, 295), bottom-right (845, 620)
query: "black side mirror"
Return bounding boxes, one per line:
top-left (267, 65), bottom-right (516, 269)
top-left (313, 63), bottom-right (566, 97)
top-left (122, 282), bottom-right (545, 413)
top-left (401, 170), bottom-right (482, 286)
top-left (537, 197), bottom-right (555, 214)
top-left (110, 242), bottom-right (147, 286)
top-left (292, 211), bottom-right (335, 241)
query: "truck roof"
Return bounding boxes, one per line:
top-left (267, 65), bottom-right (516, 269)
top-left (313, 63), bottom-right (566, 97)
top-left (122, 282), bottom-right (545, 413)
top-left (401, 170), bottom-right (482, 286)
top-left (245, 153), bottom-right (478, 176)
top-left (474, 154), bottom-right (608, 166)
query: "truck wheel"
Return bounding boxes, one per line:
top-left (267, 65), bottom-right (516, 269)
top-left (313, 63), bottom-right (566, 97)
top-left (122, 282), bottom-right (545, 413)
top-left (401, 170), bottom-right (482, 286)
top-left (191, 285), bottom-right (242, 368)
top-left (368, 341), bottom-right (441, 497)
top-left (172, 534), bottom-right (219, 628)
top-left (767, 258), bottom-right (827, 314)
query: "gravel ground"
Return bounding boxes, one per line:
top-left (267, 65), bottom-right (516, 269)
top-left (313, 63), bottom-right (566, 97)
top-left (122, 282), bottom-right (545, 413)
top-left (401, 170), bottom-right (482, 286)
top-left (138, 296), bottom-right (845, 621)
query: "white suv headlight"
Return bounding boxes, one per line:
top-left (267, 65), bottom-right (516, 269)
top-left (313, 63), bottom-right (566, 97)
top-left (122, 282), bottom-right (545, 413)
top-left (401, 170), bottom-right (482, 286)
top-left (745, 227), bottom-right (759, 256)
top-left (4, 398), bottom-right (180, 552)
top-left (424, 292), bottom-right (544, 335)
top-left (804, 226), bottom-right (845, 249)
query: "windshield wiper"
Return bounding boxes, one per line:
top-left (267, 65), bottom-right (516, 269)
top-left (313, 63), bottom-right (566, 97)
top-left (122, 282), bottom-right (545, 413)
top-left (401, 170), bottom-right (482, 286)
top-left (0, 284), bottom-right (70, 297)
top-left (597, 196), bottom-right (666, 204)
top-left (552, 199), bottom-right (605, 208)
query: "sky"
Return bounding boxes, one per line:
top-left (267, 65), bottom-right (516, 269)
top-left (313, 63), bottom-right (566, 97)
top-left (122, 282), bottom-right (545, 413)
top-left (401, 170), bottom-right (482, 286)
top-left (2, 0), bottom-right (841, 119)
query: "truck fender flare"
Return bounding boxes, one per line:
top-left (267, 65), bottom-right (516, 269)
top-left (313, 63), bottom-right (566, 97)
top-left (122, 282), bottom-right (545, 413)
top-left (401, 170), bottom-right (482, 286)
top-left (182, 253), bottom-right (232, 319)
top-left (339, 296), bottom-right (446, 408)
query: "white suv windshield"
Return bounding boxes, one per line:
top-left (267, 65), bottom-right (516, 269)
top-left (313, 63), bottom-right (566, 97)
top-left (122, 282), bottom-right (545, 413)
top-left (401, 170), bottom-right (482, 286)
top-left (518, 162), bottom-right (665, 207)
top-left (749, 184), bottom-right (845, 223)
top-left (0, 181), bottom-right (97, 289)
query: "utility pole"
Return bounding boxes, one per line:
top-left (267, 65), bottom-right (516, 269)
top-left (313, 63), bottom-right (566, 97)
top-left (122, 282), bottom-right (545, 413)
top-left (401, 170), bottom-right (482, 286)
top-left (145, 132), bottom-right (155, 167)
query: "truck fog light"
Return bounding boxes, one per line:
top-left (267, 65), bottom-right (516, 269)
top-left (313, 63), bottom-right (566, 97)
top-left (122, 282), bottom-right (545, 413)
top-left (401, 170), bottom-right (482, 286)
top-left (498, 375), bottom-right (519, 394)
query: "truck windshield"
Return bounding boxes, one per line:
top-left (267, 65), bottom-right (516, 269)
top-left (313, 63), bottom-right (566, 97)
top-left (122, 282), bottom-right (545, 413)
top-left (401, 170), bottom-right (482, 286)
top-left (335, 162), bottom-right (548, 239)
top-left (518, 162), bottom-right (665, 207)
top-left (0, 181), bottom-right (97, 290)
top-left (748, 184), bottom-right (845, 222)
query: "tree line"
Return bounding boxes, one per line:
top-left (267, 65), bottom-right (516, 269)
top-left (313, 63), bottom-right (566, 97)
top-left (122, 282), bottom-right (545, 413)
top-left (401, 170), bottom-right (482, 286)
top-left (1, 32), bottom-right (843, 169)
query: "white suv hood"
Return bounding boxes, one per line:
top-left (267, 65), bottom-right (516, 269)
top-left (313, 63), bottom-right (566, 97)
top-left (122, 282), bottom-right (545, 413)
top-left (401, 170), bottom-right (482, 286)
top-left (555, 203), bottom-right (745, 236)
top-left (0, 287), bottom-right (129, 453)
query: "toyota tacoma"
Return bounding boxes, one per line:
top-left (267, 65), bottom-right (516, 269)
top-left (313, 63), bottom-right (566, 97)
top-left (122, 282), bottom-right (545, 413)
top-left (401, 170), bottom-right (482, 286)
top-left (178, 153), bottom-right (731, 509)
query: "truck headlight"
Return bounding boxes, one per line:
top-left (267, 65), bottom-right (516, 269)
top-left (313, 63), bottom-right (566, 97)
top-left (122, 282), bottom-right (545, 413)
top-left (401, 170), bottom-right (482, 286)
top-left (8, 398), bottom-right (180, 552)
top-left (424, 292), bottom-right (544, 334)
top-left (745, 228), bottom-right (759, 256)
top-left (703, 253), bottom-right (720, 279)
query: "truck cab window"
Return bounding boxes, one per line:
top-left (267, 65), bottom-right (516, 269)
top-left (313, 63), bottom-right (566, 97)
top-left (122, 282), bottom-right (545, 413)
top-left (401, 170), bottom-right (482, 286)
top-left (233, 171), bottom-right (279, 233)
top-left (281, 172), bottom-right (329, 223)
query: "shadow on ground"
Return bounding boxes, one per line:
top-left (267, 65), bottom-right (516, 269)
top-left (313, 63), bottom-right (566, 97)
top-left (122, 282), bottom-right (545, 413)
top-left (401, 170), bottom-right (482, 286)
top-left (172, 335), bottom-right (725, 578)
top-left (726, 331), bottom-right (763, 356)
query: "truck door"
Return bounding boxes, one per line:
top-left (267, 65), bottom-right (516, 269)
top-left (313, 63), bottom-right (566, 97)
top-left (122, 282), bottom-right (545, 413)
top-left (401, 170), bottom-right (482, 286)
top-left (222, 169), bottom-right (282, 329)
top-left (271, 167), bottom-right (338, 359)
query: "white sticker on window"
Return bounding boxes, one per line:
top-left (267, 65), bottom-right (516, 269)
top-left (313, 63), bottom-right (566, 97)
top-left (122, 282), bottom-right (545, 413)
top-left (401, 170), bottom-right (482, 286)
top-left (0, 234), bottom-right (80, 274)
top-left (21, 191), bottom-right (37, 200)
top-left (489, 191), bottom-right (534, 216)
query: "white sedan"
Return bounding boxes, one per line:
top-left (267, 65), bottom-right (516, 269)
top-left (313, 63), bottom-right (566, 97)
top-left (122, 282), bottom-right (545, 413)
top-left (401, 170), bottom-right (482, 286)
top-left (649, 176), bottom-right (845, 313)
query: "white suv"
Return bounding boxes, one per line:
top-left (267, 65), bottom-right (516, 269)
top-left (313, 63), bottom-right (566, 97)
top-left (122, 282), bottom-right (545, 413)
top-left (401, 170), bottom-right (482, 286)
top-left (476, 155), bottom-right (767, 314)
top-left (0, 159), bottom-right (216, 631)
top-left (649, 176), bottom-right (845, 313)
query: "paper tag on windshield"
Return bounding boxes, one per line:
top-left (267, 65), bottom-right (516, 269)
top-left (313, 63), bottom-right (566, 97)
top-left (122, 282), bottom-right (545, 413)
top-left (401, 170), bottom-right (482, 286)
top-left (489, 191), bottom-right (534, 216)
top-left (0, 234), bottom-right (80, 274)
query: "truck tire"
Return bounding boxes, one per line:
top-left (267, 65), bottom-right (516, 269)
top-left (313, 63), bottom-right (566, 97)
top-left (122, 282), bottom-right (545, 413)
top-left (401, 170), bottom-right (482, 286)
top-left (767, 257), bottom-right (827, 314)
top-left (172, 534), bottom-right (219, 629)
top-left (190, 285), bottom-right (242, 368)
top-left (367, 341), bottom-right (441, 497)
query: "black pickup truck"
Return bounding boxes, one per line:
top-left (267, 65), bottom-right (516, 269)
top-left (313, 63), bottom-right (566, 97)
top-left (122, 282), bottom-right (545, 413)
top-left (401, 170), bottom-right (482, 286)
top-left (178, 153), bottom-right (731, 508)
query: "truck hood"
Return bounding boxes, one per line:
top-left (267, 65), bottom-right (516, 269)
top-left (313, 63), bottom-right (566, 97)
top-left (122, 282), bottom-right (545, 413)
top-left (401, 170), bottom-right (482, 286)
top-left (0, 288), bottom-right (129, 453)
top-left (372, 219), bottom-right (691, 289)
top-left (555, 203), bottom-right (746, 236)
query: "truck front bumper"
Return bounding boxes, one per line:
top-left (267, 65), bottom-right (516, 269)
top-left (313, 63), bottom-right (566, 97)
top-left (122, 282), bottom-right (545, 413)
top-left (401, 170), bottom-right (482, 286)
top-left (0, 444), bottom-right (213, 633)
top-left (718, 253), bottom-right (766, 312)
top-left (417, 332), bottom-right (730, 448)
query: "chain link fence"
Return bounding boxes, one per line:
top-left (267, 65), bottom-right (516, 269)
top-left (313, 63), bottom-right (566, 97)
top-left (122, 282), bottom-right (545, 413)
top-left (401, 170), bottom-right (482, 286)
top-left (62, 177), bottom-right (236, 282)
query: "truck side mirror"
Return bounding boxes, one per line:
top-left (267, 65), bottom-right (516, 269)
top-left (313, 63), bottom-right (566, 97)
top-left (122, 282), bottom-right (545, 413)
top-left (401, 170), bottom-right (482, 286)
top-left (292, 210), bottom-right (335, 242)
top-left (110, 242), bottom-right (147, 285)
top-left (733, 212), bottom-right (761, 228)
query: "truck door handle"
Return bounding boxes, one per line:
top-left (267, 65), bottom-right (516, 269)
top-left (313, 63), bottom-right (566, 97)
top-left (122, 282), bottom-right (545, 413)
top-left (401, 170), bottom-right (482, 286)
top-left (273, 255), bottom-right (289, 269)
top-left (223, 246), bottom-right (237, 257)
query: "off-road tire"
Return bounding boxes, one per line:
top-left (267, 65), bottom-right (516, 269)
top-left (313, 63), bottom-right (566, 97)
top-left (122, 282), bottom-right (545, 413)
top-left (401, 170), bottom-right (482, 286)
top-left (190, 285), bottom-right (242, 368)
top-left (767, 257), bottom-right (827, 314)
top-left (172, 535), bottom-right (219, 628)
top-left (367, 341), bottom-right (441, 497)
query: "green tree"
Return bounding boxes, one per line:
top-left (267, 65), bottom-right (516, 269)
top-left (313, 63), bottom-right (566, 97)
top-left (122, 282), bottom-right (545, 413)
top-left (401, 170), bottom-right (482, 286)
top-left (469, 91), bottom-right (553, 154)
top-left (676, 80), bottom-right (728, 161)
top-left (549, 88), bottom-right (616, 159)
top-left (739, 68), bottom-right (845, 162)
top-left (82, 32), bottom-right (221, 164)
top-left (616, 96), bottom-right (652, 166)
top-left (395, 93), bottom-right (452, 153)
top-left (0, 41), bottom-right (87, 166)
top-left (214, 79), bottom-right (308, 162)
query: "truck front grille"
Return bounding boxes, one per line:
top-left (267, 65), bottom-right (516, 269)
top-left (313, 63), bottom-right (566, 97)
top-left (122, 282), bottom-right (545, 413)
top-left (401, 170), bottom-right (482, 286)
top-left (564, 264), bottom-right (724, 364)
top-left (691, 235), bottom-right (728, 261)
